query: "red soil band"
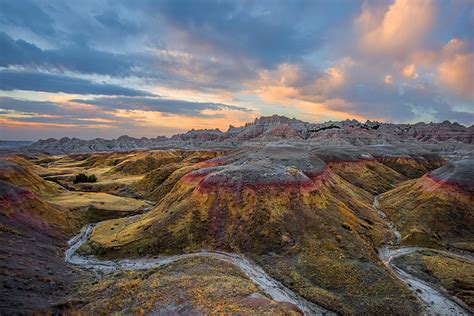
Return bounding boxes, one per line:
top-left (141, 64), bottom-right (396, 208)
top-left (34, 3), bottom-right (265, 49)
top-left (0, 189), bottom-right (55, 235)
top-left (424, 173), bottom-right (474, 195)
top-left (0, 187), bottom-right (36, 206)
top-left (193, 157), bottom-right (228, 168)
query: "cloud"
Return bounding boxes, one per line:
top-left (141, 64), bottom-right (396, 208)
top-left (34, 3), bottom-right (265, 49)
top-left (384, 75), bottom-right (394, 84)
top-left (436, 39), bottom-right (474, 99)
top-left (71, 96), bottom-right (252, 117)
top-left (0, 96), bottom-right (101, 116)
top-left (438, 52), bottom-right (474, 99)
top-left (248, 59), bottom-right (352, 104)
top-left (156, 1), bottom-right (310, 67)
top-left (0, 31), bottom-right (253, 92)
top-left (0, 95), bottom-right (252, 122)
top-left (0, 97), bottom-right (63, 114)
top-left (355, 0), bottom-right (435, 56)
top-left (0, 70), bottom-right (153, 96)
top-left (402, 64), bottom-right (418, 79)
top-left (0, 0), bottom-right (55, 36)
top-left (0, 0), bottom-right (473, 140)
top-left (0, 97), bottom-right (118, 126)
top-left (0, 96), bottom-right (256, 140)
top-left (152, 0), bottom-right (359, 67)
top-left (95, 10), bottom-right (140, 35)
top-left (246, 55), bottom-right (474, 125)
top-left (329, 82), bottom-right (474, 124)
top-left (0, 32), bottom-right (137, 76)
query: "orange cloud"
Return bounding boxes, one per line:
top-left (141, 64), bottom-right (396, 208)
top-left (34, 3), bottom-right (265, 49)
top-left (112, 108), bottom-right (255, 133)
top-left (0, 109), bottom-right (63, 119)
top-left (0, 118), bottom-right (77, 128)
top-left (246, 63), bottom-right (305, 104)
top-left (438, 52), bottom-right (474, 99)
top-left (242, 60), bottom-right (376, 122)
top-left (402, 64), bottom-right (418, 78)
top-left (0, 118), bottom-right (114, 129)
top-left (270, 97), bottom-right (375, 124)
top-left (76, 117), bottom-right (116, 123)
top-left (356, 0), bottom-right (435, 56)
top-left (247, 61), bottom-right (350, 105)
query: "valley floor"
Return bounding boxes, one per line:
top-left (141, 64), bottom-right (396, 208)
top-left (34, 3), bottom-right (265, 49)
top-left (1, 146), bottom-right (473, 314)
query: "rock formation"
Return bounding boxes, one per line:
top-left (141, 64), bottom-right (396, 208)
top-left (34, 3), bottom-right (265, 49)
top-left (24, 115), bottom-right (474, 153)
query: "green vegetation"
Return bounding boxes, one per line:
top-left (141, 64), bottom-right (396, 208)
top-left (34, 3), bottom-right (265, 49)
top-left (73, 173), bottom-right (97, 184)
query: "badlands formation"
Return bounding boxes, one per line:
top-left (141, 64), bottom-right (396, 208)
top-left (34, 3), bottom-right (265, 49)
top-left (1, 116), bottom-right (473, 315)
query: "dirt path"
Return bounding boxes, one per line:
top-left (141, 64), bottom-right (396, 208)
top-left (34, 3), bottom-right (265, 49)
top-left (373, 197), bottom-right (470, 315)
top-left (65, 223), bottom-right (334, 315)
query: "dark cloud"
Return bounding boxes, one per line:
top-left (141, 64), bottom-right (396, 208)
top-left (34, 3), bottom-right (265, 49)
top-left (0, 96), bottom-right (118, 122)
top-left (0, 0), bottom-right (357, 69)
top-left (0, 32), bottom-right (45, 67)
top-left (95, 10), bottom-right (140, 35)
top-left (71, 96), bottom-right (252, 116)
top-left (0, 1), bottom-right (355, 87)
top-left (0, 31), bottom-right (252, 90)
top-left (0, 0), bottom-right (55, 36)
top-left (0, 70), bottom-right (153, 96)
top-left (0, 32), bottom-right (136, 76)
top-left (0, 97), bottom-right (61, 114)
top-left (328, 80), bottom-right (474, 125)
top-left (153, 0), bottom-right (343, 67)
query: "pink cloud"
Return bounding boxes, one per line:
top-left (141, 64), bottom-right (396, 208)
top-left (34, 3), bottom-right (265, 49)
top-left (356, 0), bottom-right (435, 56)
top-left (438, 52), bottom-right (474, 99)
top-left (402, 64), bottom-right (418, 79)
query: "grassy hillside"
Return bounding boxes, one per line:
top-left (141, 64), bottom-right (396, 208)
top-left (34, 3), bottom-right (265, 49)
top-left (379, 160), bottom-right (474, 249)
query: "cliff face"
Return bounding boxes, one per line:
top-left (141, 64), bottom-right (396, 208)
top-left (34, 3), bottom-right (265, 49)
top-left (25, 115), bottom-right (474, 153)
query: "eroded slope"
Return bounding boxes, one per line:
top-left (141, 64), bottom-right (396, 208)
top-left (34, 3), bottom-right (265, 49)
top-left (379, 160), bottom-right (474, 250)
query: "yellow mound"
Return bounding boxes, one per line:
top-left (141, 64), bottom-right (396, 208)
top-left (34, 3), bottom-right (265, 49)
top-left (49, 191), bottom-right (149, 212)
top-left (379, 176), bottom-right (474, 248)
top-left (76, 257), bottom-right (302, 315)
top-left (82, 156), bottom-right (421, 314)
top-left (0, 159), bottom-right (63, 196)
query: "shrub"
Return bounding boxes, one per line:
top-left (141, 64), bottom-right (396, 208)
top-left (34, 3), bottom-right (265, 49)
top-left (73, 173), bottom-right (97, 184)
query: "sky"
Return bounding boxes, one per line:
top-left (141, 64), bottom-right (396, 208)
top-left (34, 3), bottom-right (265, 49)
top-left (0, 0), bottom-right (473, 140)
